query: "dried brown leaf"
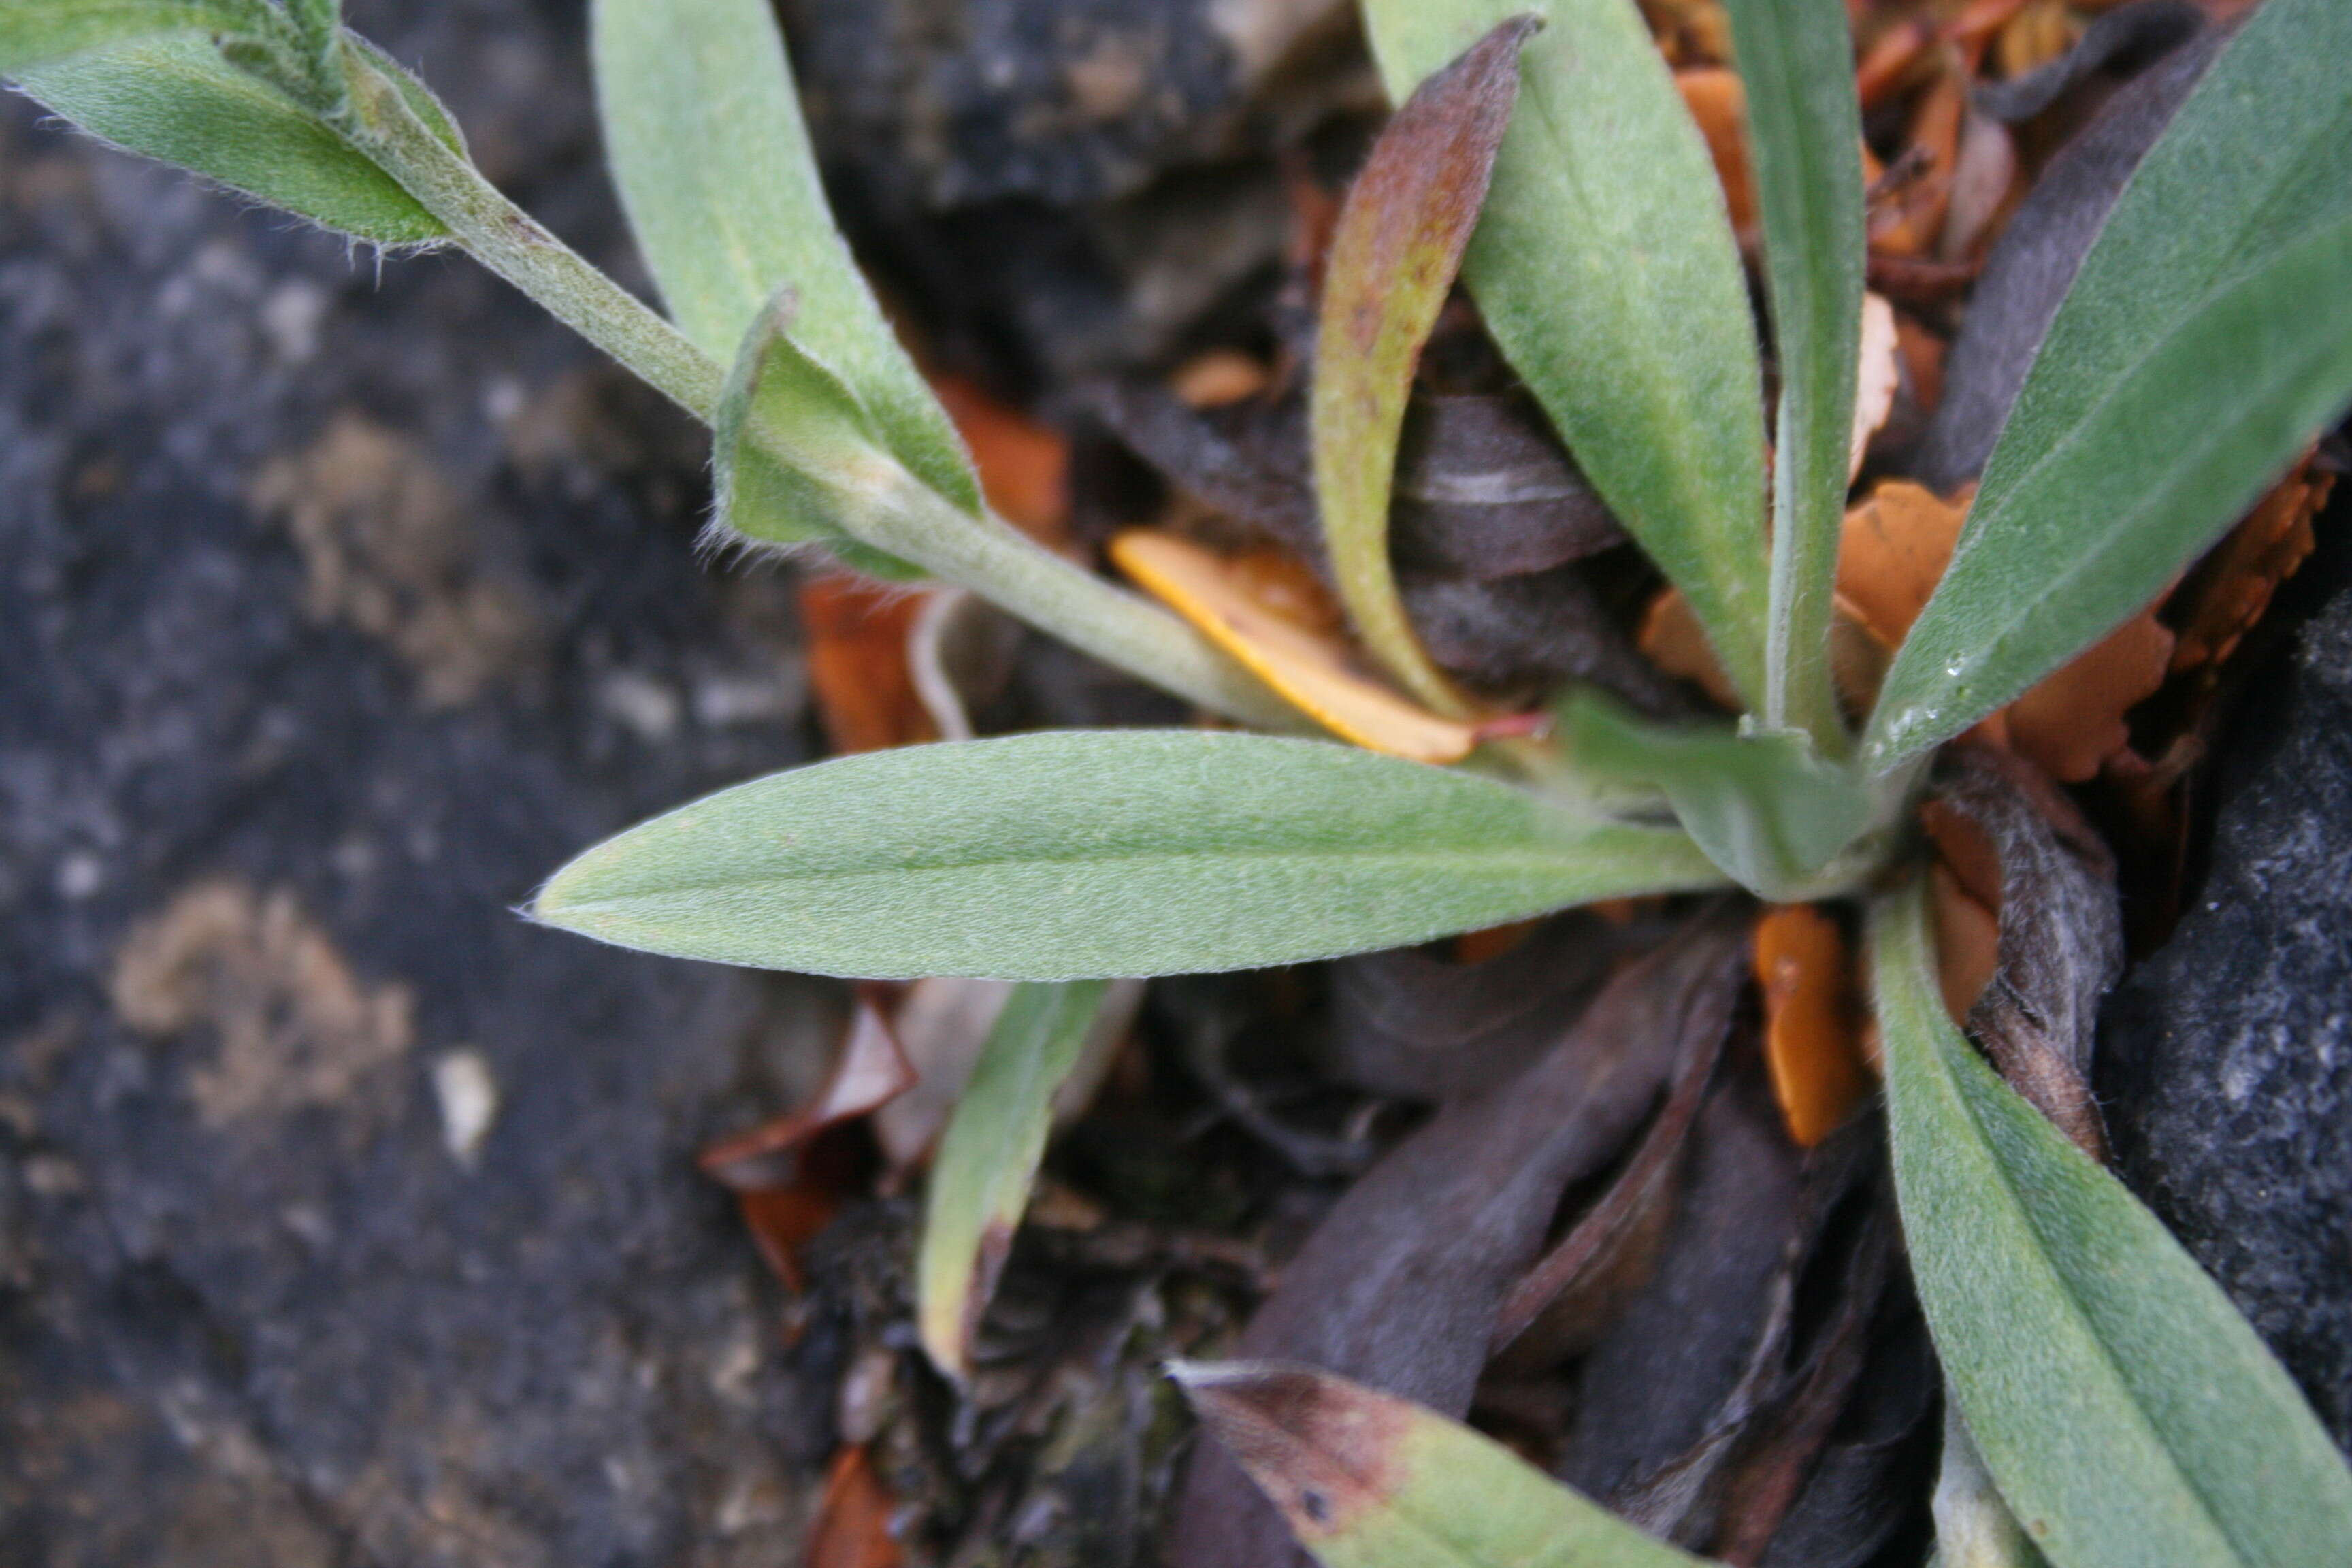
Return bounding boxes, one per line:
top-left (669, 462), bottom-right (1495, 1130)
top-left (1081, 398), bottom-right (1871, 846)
top-left (1754, 905), bottom-right (1869, 1149)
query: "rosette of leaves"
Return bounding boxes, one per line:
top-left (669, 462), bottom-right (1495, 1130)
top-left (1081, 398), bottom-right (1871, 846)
top-left (11, 0), bottom-right (2352, 1561)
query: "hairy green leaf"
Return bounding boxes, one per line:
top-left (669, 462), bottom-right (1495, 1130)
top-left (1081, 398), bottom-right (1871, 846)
top-left (1867, 210), bottom-right (2352, 768)
top-left (1561, 693), bottom-right (1872, 900)
top-left (0, 0), bottom-right (238, 74)
top-left (1870, 879), bottom-right (2352, 1568)
top-left (1725, 0), bottom-right (1863, 746)
top-left (918, 979), bottom-right (1110, 1381)
top-left (533, 731), bottom-right (1727, 981)
top-left (1866, 0), bottom-right (2352, 768)
top-left (16, 31), bottom-right (459, 243)
top-left (1361, 0), bottom-right (1769, 712)
top-left (591, 0), bottom-right (977, 521)
top-left (1313, 15), bottom-right (1534, 716)
top-left (712, 288), bottom-right (930, 578)
top-left (1172, 1360), bottom-right (1716, 1567)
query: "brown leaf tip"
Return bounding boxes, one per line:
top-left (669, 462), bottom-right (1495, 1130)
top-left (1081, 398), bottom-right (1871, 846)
top-left (1168, 1360), bottom-right (1410, 1539)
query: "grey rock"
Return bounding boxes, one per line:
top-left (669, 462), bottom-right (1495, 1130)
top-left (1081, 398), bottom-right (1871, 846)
top-left (2099, 529), bottom-right (2352, 1450)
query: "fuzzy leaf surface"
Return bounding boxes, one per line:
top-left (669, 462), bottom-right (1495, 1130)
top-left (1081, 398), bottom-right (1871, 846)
top-left (1361, 0), bottom-right (1769, 710)
top-left (917, 979), bottom-right (1109, 1380)
top-left (1173, 1360), bottom-right (1715, 1567)
top-left (533, 731), bottom-right (1727, 981)
top-left (1561, 694), bottom-right (1870, 899)
top-left (1870, 879), bottom-right (2352, 1568)
top-left (15, 32), bottom-right (457, 242)
top-left (1313, 14), bottom-right (1534, 714)
top-left (711, 289), bottom-right (926, 578)
top-left (1867, 0), bottom-right (2352, 767)
top-left (591, 0), bottom-right (977, 519)
top-left (1725, 0), bottom-right (1863, 744)
top-left (0, 0), bottom-right (238, 73)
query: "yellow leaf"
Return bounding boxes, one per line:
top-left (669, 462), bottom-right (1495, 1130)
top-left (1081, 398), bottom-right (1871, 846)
top-left (1110, 529), bottom-right (1480, 764)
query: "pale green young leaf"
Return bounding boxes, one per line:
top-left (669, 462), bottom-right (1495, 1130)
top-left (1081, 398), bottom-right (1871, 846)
top-left (1869, 879), bottom-right (2352, 1568)
top-left (1360, 0), bottom-right (1769, 712)
top-left (532, 730), bottom-right (1727, 981)
top-left (16, 31), bottom-right (460, 244)
top-left (1171, 1360), bottom-right (1716, 1568)
top-left (1560, 693), bottom-right (1871, 900)
top-left (1865, 0), bottom-right (2352, 768)
top-left (1724, 0), bottom-right (1863, 747)
top-left (1312, 15), bottom-right (1535, 717)
top-left (712, 288), bottom-right (927, 578)
top-left (918, 979), bottom-right (1110, 1382)
top-left (591, 0), bottom-right (979, 519)
top-left (1866, 210), bottom-right (2352, 769)
top-left (0, 0), bottom-right (239, 74)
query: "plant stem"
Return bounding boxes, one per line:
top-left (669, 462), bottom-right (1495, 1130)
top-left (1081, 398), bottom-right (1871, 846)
top-left (335, 53), bottom-right (1298, 731)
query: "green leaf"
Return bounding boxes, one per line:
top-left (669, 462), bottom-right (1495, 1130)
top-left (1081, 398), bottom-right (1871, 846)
top-left (1869, 877), bottom-right (2352, 1568)
top-left (532, 730), bottom-right (1728, 981)
top-left (1360, 0), bottom-right (1769, 713)
top-left (711, 287), bottom-right (930, 578)
top-left (1171, 1360), bottom-right (1716, 1568)
top-left (1559, 692), bottom-right (1872, 900)
top-left (0, 0), bottom-right (236, 74)
top-left (1312, 14), bottom-right (1535, 717)
top-left (16, 31), bottom-right (459, 244)
top-left (1865, 0), bottom-right (2352, 769)
top-left (590, 0), bottom-right (978, 521)
top-left (1724, 0), bottom-right (1863, 747)
top-left (1867, 210), bottom-right (2352, 768)
top-left (918, 979), bottom-right (1111, 1382)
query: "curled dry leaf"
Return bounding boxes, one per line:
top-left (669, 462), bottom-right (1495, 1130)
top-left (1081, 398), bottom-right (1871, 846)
top-left (1850, 293), bottom-right (1901, 482)
top-left (1753, 904), bottom-right (1869, 1149)
top-left (1639, 588), bottom-right (1745, 713)
top-left (2167, 455), bottom-right (2332, 674)
top-left (1169, 914), bottom-right (1751, 1568)
top-left (1927, 862), bottom-right (2004, 1029)
top-left (700, 989), bottom-right (916, 1287)
top-left (1110, 528), bottom-right (1482, 762)
top-left (806, 1445), bottom-right (902, 1568)
top-left (1973, 0), bottom-right (2204, 125)
top-left (1931, 745), bottom-right (2121, 1158)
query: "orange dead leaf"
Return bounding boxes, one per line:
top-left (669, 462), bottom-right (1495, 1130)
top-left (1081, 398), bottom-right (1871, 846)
top-left (1454, 920), bottom-right (1538, 965)
top-left (1894, 312), bottom-right (1946, 419)
top-left (1870, 69), bottom-right (1963, 258)
top-left (800, 575), bottom-right (939, 754)
top-left (1110, 528), bottom-right (1482, 762)
top-left (1172, 348), bottom-right (1273, 409)
top-left (807, 1446), bottom-right (902, 1568)
top-left (1856, 18), bottom-right (1935, 110)
top-left (1928, 862), bottom-right (2002, 1028)
top-left (1995, 0), bottom-right (2080, 80)
top-left (929, 372), bottom-right (1069, 542)
top-left (1754, 904), bottom-right (1871, 1147)
top-left (2003, 608), bottom-right (2173, 783)
top-left (1677, 69), bottom-right (1756, 235)
top-left (1835, 479), bottom-right (1972, 650)
top-left (1919, 797), bottom-right (2004, 914)
top-left (1637, 587), bottom-right (1744, 712)
top-left (2169, 459), bottom-right (2332, 674)
top-left (700, 990), bottom-right (917, 1186)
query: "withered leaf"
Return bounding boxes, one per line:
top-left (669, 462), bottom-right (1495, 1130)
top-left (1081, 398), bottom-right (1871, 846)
top-left (1753, 905), bottom-right (1869, 1149)
top-left (1168, 913), bottom-right (1752, 1568)
top-left (1409, 568), bottom-right (1689, 713)
top-left (1931, 744), bottom-right (2121, 1158)
top-left (1392, 393), bottom-right (1627, 578)
top-left (1313, 13), bottom-right (1539, 715)
top-left (807, 1445), bottom-right (902, 1568)
top-left (1912, 26), bottom-right (2223, 492)
top-left (1972, 0), bottom-right (2204, 125)
top-left (700, 987), bottom-right (915, 1190)
top-left (800, 576), bottom-right (941, 754)
top-left (1752, 1302), bottom-right (1940, 1567)
top-left (1109, 528), bottom-right (1481, 762)
top-left (1326, 909), bottom-right (1651, 1103)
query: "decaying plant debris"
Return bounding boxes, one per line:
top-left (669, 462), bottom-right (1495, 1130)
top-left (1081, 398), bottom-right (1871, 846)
top-left (7, 0), bottom-right (2352, 1562)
